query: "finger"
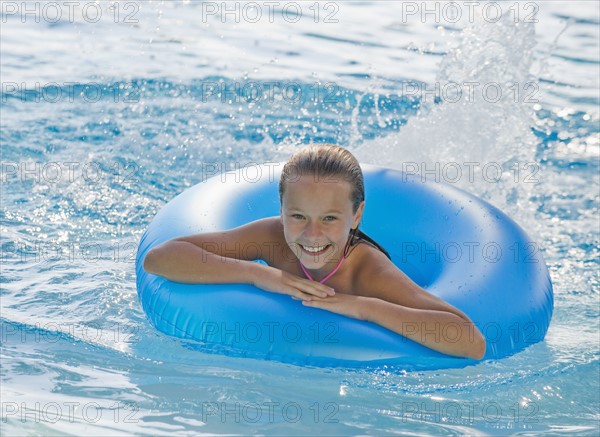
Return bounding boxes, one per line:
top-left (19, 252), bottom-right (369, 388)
top-left (291, 285), bottom-right (326, 298)
top-left (289, 274), bottom-right (335, 297)
top-left (299, 282), bottom-right (335, 298)
top-left (305, 282), bottom-right (335, 296)
top-left (325, 286), bottom-right (336, 296)
top-left (303, 295), bottom-right (327, 302)
top-left (289, 289), bottom-right (312, 301)
top-left (302, 299), bottom-right (327, 309)
top-left (306, 289), bottom-right (328, 298)
top-left (291, 295), bottom-right (310, 301)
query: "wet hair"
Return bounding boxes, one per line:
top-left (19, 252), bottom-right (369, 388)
top-left (279, 144), bottom-right (391, 259)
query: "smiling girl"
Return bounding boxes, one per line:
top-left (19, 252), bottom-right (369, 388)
top-left (143, 144), bottom-right (486, 359)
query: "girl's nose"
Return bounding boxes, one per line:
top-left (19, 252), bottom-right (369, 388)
top-left (304, 220), bottom-right (322, 239)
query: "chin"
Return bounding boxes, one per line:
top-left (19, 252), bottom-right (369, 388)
top-left (301, 251), bottom-right (339, 268)
top-left (300, 256), bottom-right (327, 267)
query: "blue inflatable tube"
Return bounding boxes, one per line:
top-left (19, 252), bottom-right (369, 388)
top-left (135, 164), bottom-right (553, 370)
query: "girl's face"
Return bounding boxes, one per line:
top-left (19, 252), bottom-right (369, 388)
top-left (281, 174), bottom-right (364, 270)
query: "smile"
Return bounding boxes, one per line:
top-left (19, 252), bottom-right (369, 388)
top-left (299, 243), bottom-right (331, 254)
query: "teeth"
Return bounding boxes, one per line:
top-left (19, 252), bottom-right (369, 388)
top-left (301, 244), bottom-right (328, 253)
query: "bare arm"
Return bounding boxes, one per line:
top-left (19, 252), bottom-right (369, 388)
top-left (143, 218), bottom-right (274, 284)
top-left (144, 239), bottom-right (262, 284)
top-left (303, 250), bottom-right (486, 359)
top-left (304, 294), bottom-right (485, 359)
top-left (143, 217), bottom-right (335, 299)
top-left (362, 251), bottom-right (485, 358)
top-left (362, 297), bottom-right (485, 359)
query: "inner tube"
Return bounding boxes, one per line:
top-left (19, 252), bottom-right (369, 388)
top-left (135, 163), bottom-right (553, 370)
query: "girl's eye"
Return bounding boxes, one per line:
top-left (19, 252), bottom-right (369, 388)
top-left (289, 214), bottom-right (336, 221)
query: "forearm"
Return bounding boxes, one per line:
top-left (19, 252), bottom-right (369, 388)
top-left (143, 241), bottom-right (260, 284)
top-left (362, 298), bottom-right (486, 360)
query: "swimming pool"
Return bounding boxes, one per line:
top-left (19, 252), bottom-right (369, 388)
top-left (1, 1), bottom-right (598, 435)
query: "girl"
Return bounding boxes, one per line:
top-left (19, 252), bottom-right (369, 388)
top-left (144, 144), bottom-right (486, 360)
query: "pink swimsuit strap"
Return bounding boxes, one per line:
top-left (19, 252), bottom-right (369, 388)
top-left (299, 255), bottom-right (346, 284)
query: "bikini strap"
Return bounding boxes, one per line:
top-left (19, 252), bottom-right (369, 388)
top-left (299, 255), bottom-right (345, 284)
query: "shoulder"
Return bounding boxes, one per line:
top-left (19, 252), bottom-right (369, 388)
top-left (350, 241), bottom-right (422, 300)
top-left (350, 241), bottom-right (471, 319)
top-left (251, 216), bottom-right (286, 244)
top-left (349, 242), bottom-right (395, 292)
top-left (176, 216), bottom-right (281, 242)
top-left (241, 216), bottom-right (287, 264)
top-left (227, 216), bottom-right (286, 252)
top-left (239, 216), bottom-right (282, 235)
top-left (262, 216), bottom-right (284, 233)
top-left (173, 216), bottom-right (284, 262)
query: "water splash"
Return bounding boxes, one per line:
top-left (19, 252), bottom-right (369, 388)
top-left (355, 10), bottom-right (540, 220)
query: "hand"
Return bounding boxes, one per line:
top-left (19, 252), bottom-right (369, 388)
top-left (252, 265), bottom-right (335, 301)
top-left (301, 294), bottom-right (370, 320)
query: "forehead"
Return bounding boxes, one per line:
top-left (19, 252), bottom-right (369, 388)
top-left (282, 175), bottom-right (353, 209)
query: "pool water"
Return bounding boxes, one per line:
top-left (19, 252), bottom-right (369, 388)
top-left (1, 1), bottom-right (598, 435)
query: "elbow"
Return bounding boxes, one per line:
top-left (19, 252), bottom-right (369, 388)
top-left (143, 246), bottom-right (162, 275)
top-left (466, 331), bottom-right (486, 360)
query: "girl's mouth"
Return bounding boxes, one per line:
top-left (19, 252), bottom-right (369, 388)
top-left (298, 243), bottom-right (332, 256)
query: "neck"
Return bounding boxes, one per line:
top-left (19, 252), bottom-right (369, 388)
top-left (299, 254), bottom-right (345, 284)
